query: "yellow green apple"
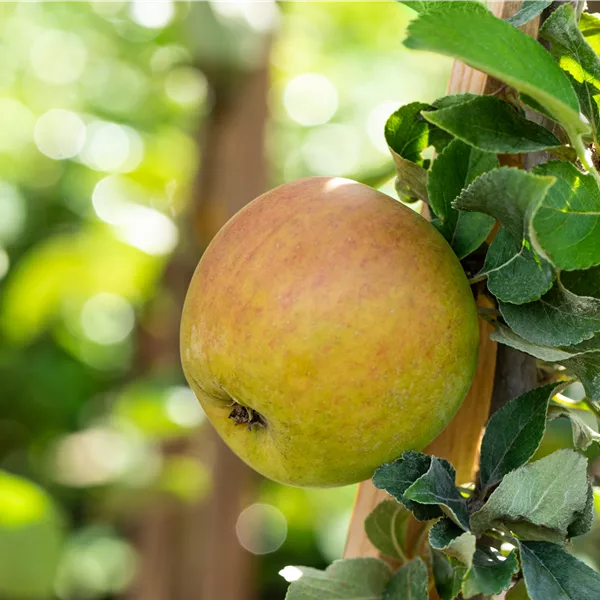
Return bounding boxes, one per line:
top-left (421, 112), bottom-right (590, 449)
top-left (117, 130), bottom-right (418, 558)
top-left (180, 177), bottom-right (479, 487)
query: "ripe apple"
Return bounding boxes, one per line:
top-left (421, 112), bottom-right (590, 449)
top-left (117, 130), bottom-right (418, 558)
top-left (180, 177), bottom-right (479, 487)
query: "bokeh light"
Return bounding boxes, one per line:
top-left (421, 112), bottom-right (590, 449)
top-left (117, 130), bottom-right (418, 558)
top-left (367, 101), bottom-right (403, 153)
top-left (115, 206), bottom-right (179, 256)
top-left (90, 1), bottom-right (126, 19)
top-left (80, 121), bottom-right (144, 173)
top-left (54, 526), bottom-right (137, 599)
top-left (236, 504), bottom-right (288, 555)
top-left (301, 124), bottom-right (361, 176)
top-left (34, 109), bottom-right (86, 160)
top-left (130, 0), bottom-right (175, 30)
top-left (165, 67), bottom-right (208, 108)
top-left (0, 98), bottom-right (34, 151)
top-left (283, 73), bottom-right (338, 126)
top-left (210, 0), bottom-right (280, 33)
top-left (53, 427), bottom-right (138, 487)
top-left (30, 30), bottom-right (87, 85)
top-left (80, 293), bottom-right (135, 346)
top-left (165, 386), bottom-right (205, 428)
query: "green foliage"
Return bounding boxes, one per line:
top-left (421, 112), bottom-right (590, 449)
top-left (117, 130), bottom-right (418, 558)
top-left (519, 541), bottom-right (600, 599)
top-left (507, 1), bottom-right (553, 27)
top-left (427, 139), bottom-right (496, 258)
top-left (372, 451), bottom-right (449, 522)
top-left (383, 558), bottom-right (428, 600)
top-left (532, 161), bottom-right (600, 270)
top-left (429, 518), bottom-right (476, 567)
top-left (364, 499), bottom-right (410, 561)
top-left (462, 548), bottom-right (519, 599)
top-left (454, 167), bottom-right (555, 304)
top-left (431, 550), bottom-right (467, 600)
top-left (471, 449), bottom-right (589, 541)
top-left (478, 383), bottom-right (560, 490)
top-left (423, 96), bottom-right (561, 153)
top-left (402, 0), bottom-right (588, 146)
top-left (384, 102), bottom-right (451, 202)
top-left (284, 558), bottom-right (392, 599)
top-left (541, 3), bottom-right (600, 144)
top-left (499, 283), bottom-right (600, 346)
top-left (403, 458), bottom-right (469, 530)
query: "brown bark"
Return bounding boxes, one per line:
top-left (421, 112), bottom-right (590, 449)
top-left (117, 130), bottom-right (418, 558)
top-left (178, 48), bottom-right (272, 600)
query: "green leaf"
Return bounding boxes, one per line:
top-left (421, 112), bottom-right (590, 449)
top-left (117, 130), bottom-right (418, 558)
top-left (566, 72), bottom-right (600, 142)
top-left (401, 1), bottom-right (470, 16)
top-left (454, 167), bottom-right (556, 304)
top-left (567, 482), bottom-right (595, 538)
top-left (499, 282), bottom-right (600, 346)
top-left (385, 103), bottom-right (434, 165)
top-left (490, 324), bottom-right (575, 362)
top-left (429, 518), bottom-right (476, 567)
top-left (384, 102), bottom-right (451, 203)
top-left (519, 541), bottom-right (600, 599)
top-left (462, 548), bottom-right (519, 599)
top-left (427, 139), bottom-right (496, 258)
top-left (431, 550), bottom-right (467, 600)
top-left (423, 96), bottom-right (560, 153)
top-left (403, 2), bottom-right (588, 145)
top-left (372, 451), bottom-right (447, 522)
top-left (284, 558), bottom-right (392, 600)
top-left (562, 265), bottom-right (600, 298)
top-left (404, 457), bottom-right (470, 530)
top-left (580, 12), bottom-right (600, 55)
top-left (433, 93), bottom-right (479, 110)
top-left (383, 558), bottom-right (428, 600)
top-left (470, 450), bottom-right (589, 541)
top-left (481, 227), bottom-right (555, 304)
top-left (541, 4), bottom-right (600, 143)
top-left (548, 404), bottom-right (600, 451)
top-left (507, 1), bottom-right (552, 27)
top-left (479, 383), bottom-right (559, 490)
top-left (561, 351), bottom-right (600, 402)
top-left (364, 500), bottom-right (410, 561)
top-left (489, 325), bottom-right (600, 401)
top-left (531, 161), bottom-right (600, 271)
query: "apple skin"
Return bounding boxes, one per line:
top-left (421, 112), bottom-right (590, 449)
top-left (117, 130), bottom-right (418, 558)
top-left (180, 177), bottom-right (479, 487)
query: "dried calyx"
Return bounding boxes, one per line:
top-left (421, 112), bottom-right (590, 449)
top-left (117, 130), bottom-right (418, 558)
top-left (228, 403), bottom-right (267, 430)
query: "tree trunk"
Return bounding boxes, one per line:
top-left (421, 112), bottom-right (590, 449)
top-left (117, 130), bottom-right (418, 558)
top-left (127, 40), bottom-right (271, 600)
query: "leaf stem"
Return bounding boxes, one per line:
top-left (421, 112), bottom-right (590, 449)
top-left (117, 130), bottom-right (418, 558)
top-left (469, 273), bottom-right (487, 285)
top-left (583, 397), bottom-right (600, 420)
top-left (390, 508), bottom-right (407, 563)
top-left (572, 134), bottom-right (600, 187)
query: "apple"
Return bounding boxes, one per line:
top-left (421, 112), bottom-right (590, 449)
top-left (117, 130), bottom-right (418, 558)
top-left (180, 177), bottom-right (479, 487)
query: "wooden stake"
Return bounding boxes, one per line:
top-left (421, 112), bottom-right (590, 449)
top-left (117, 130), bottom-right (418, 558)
top-left (344, 0), bottom-right (541, 561)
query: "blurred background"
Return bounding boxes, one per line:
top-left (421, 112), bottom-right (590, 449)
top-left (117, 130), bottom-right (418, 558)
top-left (0, 2), bottom-right (597, 600)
